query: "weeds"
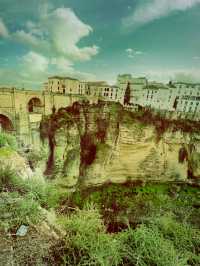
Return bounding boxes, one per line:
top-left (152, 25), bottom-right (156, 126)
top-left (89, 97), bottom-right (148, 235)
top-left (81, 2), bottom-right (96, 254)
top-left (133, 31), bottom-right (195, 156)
top-left (0, 132), bottom-right (17, 150)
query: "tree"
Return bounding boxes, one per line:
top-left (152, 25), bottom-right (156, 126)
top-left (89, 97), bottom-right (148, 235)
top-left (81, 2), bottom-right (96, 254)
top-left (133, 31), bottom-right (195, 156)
top-left (124, 82), bottom-right (131, 105)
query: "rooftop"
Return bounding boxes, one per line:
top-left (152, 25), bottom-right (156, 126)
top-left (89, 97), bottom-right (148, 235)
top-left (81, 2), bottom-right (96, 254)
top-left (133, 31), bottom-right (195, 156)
top-left (48, 76), bottom-right (79, 81)
top-left (174, 81), bottom-right (200, 86)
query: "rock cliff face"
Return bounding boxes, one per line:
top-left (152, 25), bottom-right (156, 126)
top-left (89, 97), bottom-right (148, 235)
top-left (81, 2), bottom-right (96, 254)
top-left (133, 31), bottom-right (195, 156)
top-left (40, 102), bottom-right (200, 186)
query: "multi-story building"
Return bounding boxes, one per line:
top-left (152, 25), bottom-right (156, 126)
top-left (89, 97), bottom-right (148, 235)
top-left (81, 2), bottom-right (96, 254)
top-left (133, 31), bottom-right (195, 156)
top-left (44, 75), bottom-right (200, 116)
top-left (142, 81), bottom-right (200, 114)
top-left (117, 74), bottom-right (148, 105)
top-left (47, 76), bottom-right (80, 94)
top-left (87, 82), bottom-right (121, 102)
top-left (78, 81), bottom-right (89, 95)
top-left (142, 83), bottom-right (171, 110)
top-left (170, 82), bottom-right (200, 114)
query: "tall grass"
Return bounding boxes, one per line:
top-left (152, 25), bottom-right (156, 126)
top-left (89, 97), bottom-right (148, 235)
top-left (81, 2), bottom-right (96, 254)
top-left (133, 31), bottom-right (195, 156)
top-left (59, 204), bottom-right (122, 266)
top-left (0, 132), bottom-right (17, 150)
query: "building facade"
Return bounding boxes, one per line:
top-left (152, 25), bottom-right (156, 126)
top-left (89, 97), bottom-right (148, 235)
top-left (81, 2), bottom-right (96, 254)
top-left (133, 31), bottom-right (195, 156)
top-left (47, 76), bottom-right (80, 94)
top-left (117, 74), bottom-right (148, 105)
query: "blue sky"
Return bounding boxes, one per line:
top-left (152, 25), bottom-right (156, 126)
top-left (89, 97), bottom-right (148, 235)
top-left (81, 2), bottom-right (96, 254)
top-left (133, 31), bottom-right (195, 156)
top-left (1, 0), bottom-right (200, 88)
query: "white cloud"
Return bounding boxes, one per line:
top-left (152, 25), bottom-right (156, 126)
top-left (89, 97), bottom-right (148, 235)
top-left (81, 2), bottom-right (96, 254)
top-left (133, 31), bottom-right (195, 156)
top-left (126, 48), bottom-right (143, 58)
top-left (193, 56), bottom-right (200, 60)
top-left (0, 7), bottom-right (99, 88)
top-left (11, 7), bottom-right (98, 62)
top-left (14, 30), bottom-right (40, 46)
top-left (21, 51), bottom-right (49, 73)
top-left (51, 57), bottom-right (74, 72)
top-left (123, 0), bottom-right (200, 28)
top-left (144, 68), bottom-right (200, 83)
top-left (0, 18), bottom-right (9, 37)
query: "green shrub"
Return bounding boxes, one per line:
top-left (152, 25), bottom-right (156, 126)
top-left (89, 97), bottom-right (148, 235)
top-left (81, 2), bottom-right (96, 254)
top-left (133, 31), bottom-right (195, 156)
top-left (26, 148), bottom-right (47, 170)
top-left (60, 204), bottom-right (122, 266)
top-left (151, 214), bottom-right (200, 265)
top-left (0, 192), bottom-right (42, 231)
top-left (13, 176), bottom-right (63, 209)
top-left (0, 166), bottom-right (62, 209)
top-left (0, 132), bottom-right (17, 150)
top-left (119, 224), bottom-right (188, 266)
top-left (0, 166), bottom-right (17, 192)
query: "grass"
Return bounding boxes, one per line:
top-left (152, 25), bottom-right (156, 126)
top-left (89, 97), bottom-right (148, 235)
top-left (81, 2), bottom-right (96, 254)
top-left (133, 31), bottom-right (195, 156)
top-left (56, 201), bottom-right (200, 266)
top-left (0, 132), bottom-right (17, 150)
top-left (59, 204), bottom-right (123, 266)
top-left (119, 224), bottom-right (189, 266)
top-left (62, 182), bottom-right (200, 265)
top-left (0, 191), bottom-right (42, 232)
top-left (1, 169), bottom-right (199, 265)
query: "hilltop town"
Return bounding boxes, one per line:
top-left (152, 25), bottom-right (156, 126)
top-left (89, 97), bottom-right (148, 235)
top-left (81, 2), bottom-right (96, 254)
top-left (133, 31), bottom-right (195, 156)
top-left (0, 74), bottom-right (200, 148)
top-left (44, 74), bottom-right (200, 118)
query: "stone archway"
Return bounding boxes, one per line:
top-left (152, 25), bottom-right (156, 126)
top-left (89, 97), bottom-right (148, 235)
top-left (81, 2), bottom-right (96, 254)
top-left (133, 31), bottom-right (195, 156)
top-left (0, 114), bottom-right (14, 132)
top-left (27, 97), bottom-right (42, 113)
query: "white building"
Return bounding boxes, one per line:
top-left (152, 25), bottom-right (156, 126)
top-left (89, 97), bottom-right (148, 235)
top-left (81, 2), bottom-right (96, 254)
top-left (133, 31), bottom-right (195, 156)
top-left (142, 83), bottom-right (171, 110)
top-left (171, 82), bottom-right (200, 114)
top-left (47, 76), bottom-right (80, 94)
top-left (117, 74), bottom-right (148, 105)
top-left (44, 75), bottom-right (200, 116)
top-left (78, 81), bottom-right (89, 95)
top-left (87, 82), bottom-right (121, 102)
top-left (142, 81), bottom-right (200, 114)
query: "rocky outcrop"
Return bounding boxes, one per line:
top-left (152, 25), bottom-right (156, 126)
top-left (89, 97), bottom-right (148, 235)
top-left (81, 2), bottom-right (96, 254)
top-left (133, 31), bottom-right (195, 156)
top-left (0, 147), bottom-right (33, 179)
top-left (40, 102), bottom-right (200, 186)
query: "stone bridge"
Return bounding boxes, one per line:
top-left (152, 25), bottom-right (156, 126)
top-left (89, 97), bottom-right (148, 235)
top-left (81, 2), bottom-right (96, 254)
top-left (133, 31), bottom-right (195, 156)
top-left (0, 87), bottom-right (97, 148)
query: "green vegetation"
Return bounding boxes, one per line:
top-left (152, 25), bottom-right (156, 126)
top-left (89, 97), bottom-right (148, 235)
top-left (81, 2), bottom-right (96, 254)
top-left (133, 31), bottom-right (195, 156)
top-left (0, 132), bottom-right (17, 150)
top-left (0, 191), bottom-right (42, 231)
top-left (59, 204), bottom-right (122, 266)
top-left (0, 165), bottom-right (67, 232)
top-left (56, 200), bottom-right (200, 266)
top-left (57, 182), bottom-right (199, 265)
top-left (0, 129), bottom-right (199, 265)
top-left (1, 169), bottom-right (200, 265)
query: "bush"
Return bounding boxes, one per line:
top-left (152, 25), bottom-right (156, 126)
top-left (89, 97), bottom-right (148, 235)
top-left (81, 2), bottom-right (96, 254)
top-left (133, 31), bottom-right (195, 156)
top-left (0, 192), bottom-right (42, 231)
top-left (0, 166), bottom-right (63, 209)
top-left (26, 148), bottom-right (47, 170)
top-left (0, 132), bottom-right (17, 150)
top-left (119, 224), bottom-right (188, 266)
top-left (59, 204), bottom-right (122, 266)
top-left (151, 214), bottom-right (200, 265)
top-left (0, 166), bottom-right (17, 192)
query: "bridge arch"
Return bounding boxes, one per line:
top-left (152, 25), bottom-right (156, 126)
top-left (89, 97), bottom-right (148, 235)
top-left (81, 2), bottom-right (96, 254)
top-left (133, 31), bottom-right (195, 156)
top-left (0, 114), bottom-right (14, 132)
top-left (27, 97), bottom-right (43, 113)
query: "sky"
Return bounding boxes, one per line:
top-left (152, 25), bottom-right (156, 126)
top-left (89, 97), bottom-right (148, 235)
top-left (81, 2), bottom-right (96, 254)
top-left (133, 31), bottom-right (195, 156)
top-left (1, 0), bottom-right (200, 89)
